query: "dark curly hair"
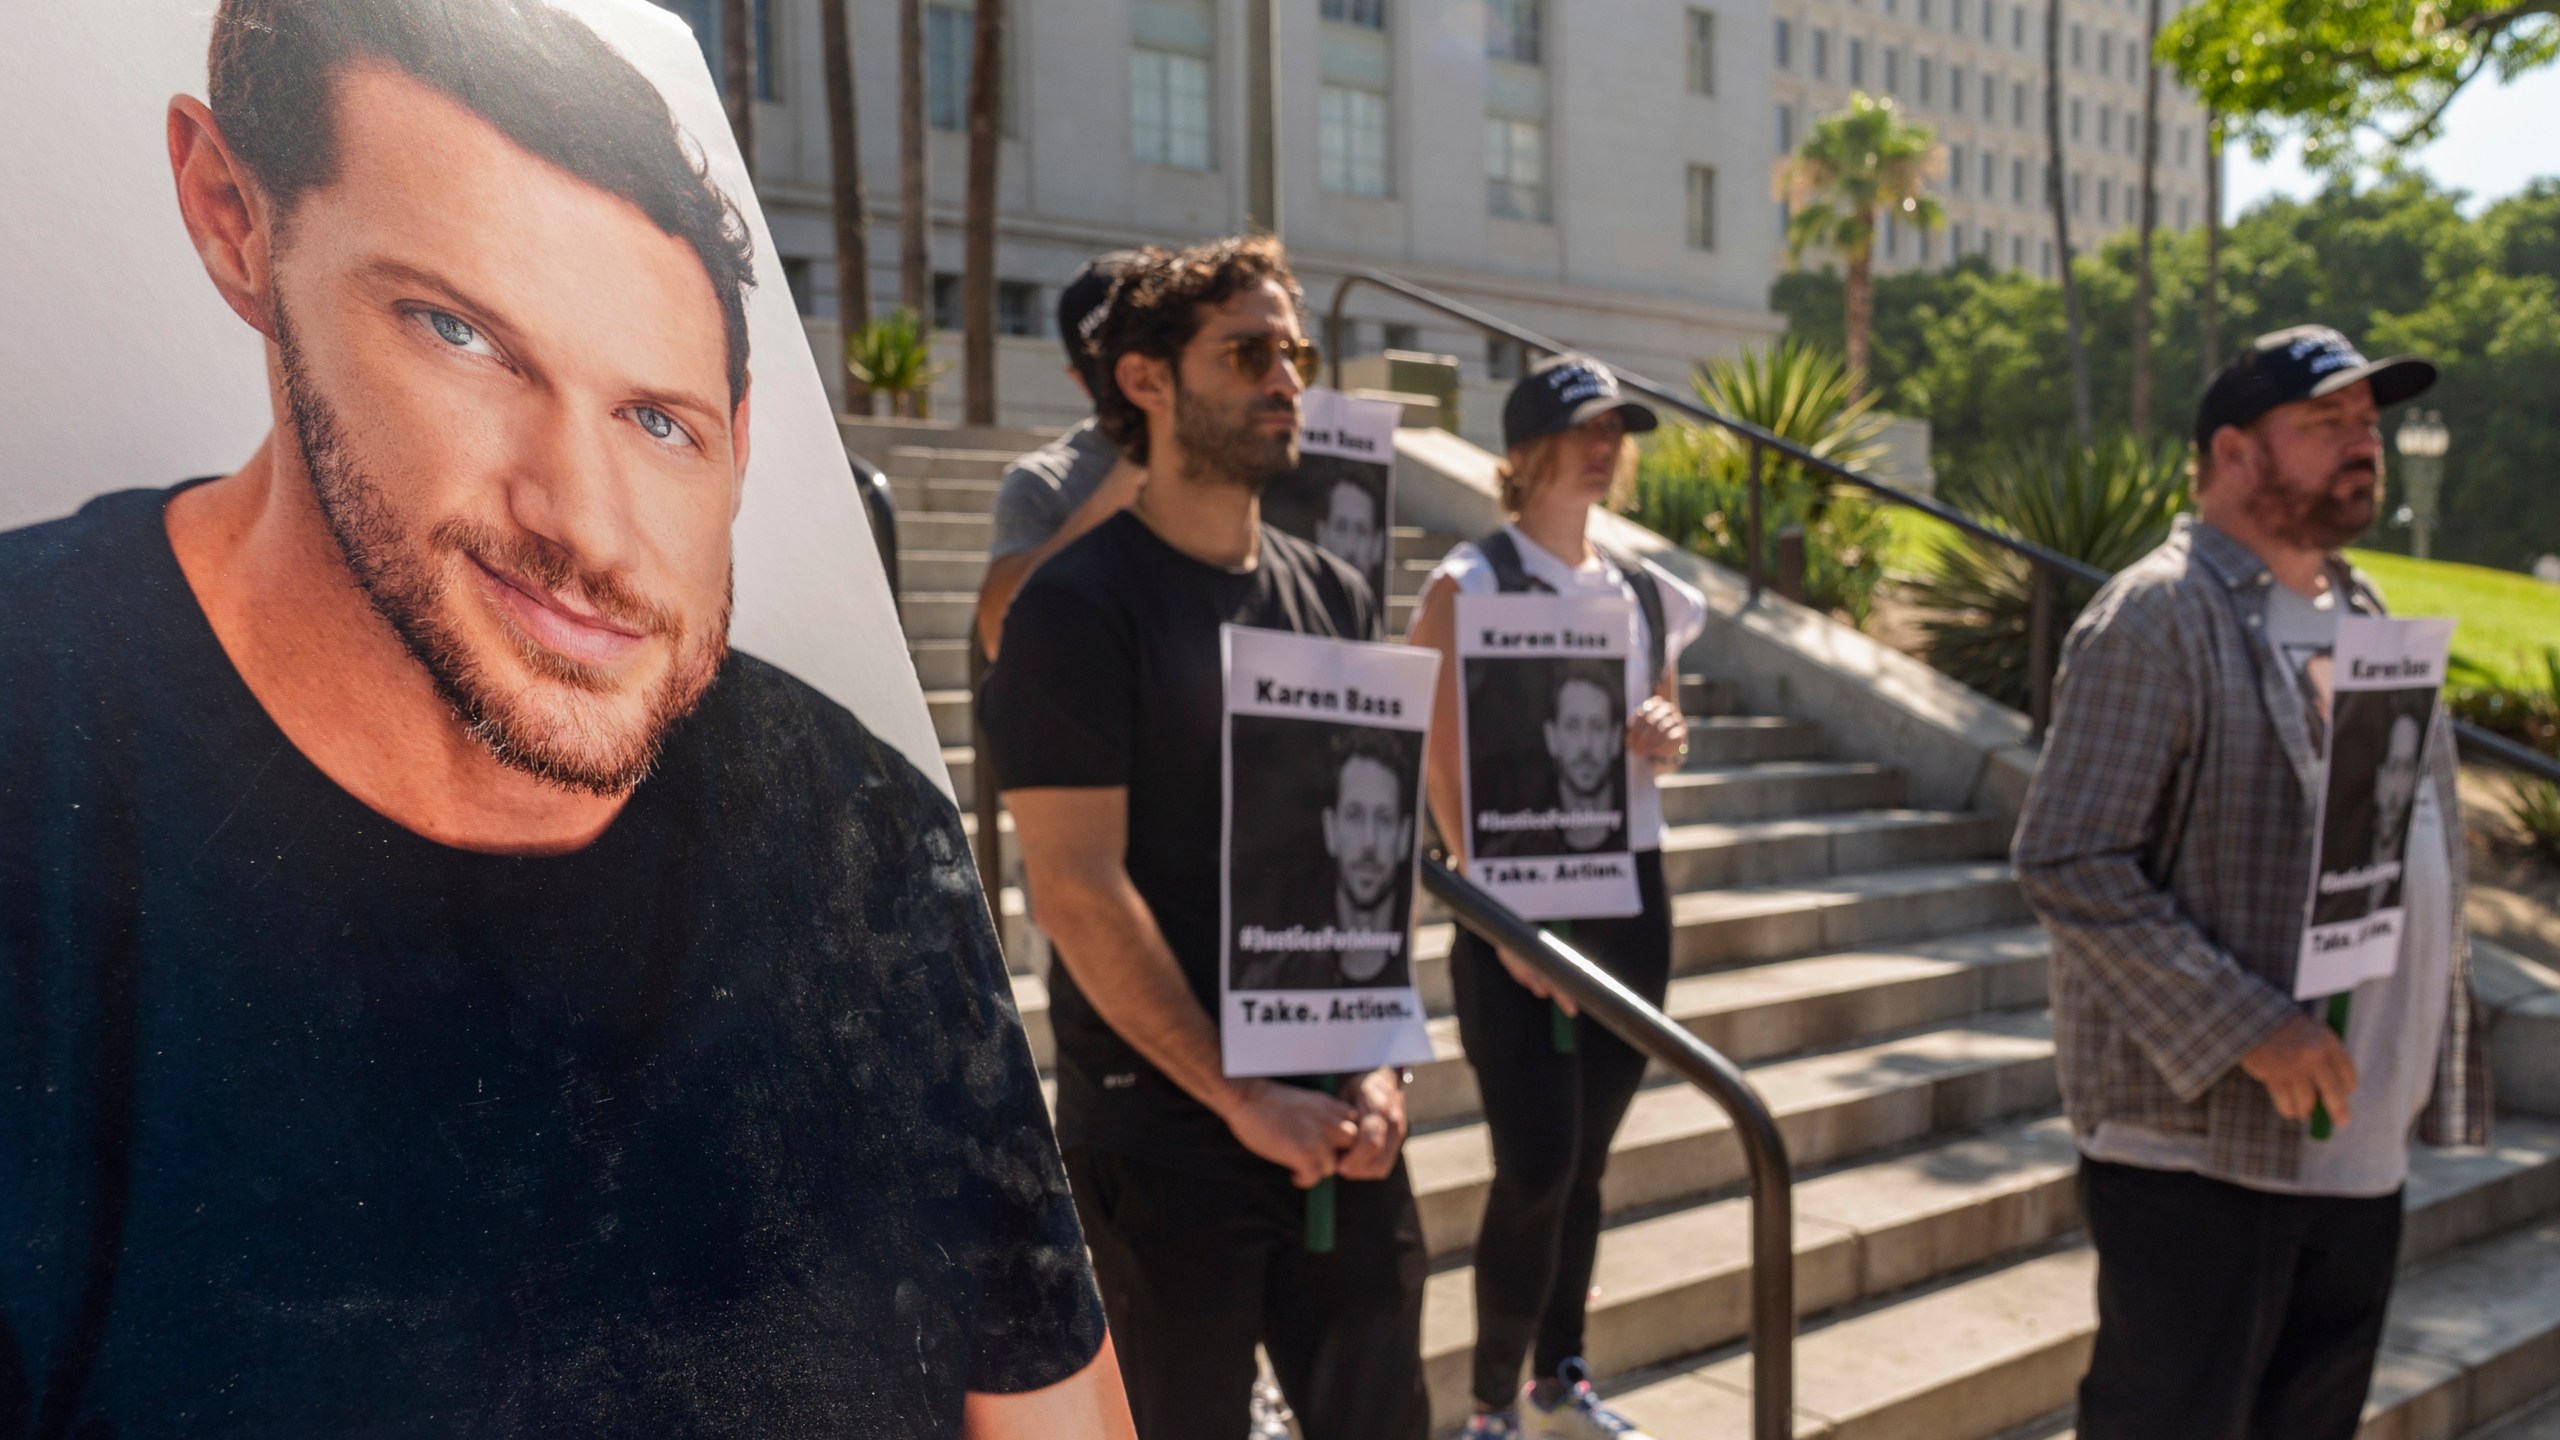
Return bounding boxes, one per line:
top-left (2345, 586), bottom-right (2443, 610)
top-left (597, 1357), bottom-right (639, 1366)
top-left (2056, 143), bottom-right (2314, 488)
top-left (1085, 234), bottom-right (1304, 465)
top-left (208, 0), bottom-right (758, 406)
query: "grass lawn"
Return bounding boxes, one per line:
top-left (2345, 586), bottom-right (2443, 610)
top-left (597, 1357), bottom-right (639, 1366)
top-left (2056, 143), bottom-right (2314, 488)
top-left (2348, 550), bottom-right (2560, 688)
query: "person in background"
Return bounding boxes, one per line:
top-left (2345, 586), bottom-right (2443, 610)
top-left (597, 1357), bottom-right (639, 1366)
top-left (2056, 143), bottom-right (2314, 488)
top-left (975, 251), bottom-right (1149, 658)
top-left (981, 236), bottom-right (1427, 1440)
top-left (2013, 326), bottom-right (2484, 1440)
top-left (1407, 354), bottom-right (1706, 1440)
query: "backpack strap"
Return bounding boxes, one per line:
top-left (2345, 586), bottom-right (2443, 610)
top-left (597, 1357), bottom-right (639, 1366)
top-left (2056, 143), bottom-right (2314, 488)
top-left (1597, 544), bottom-right (1669, 690)
top-left (1474, 528), bottom-right (1555, 595)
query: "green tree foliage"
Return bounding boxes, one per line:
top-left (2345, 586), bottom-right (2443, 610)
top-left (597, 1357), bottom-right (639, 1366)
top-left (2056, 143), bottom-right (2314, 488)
top-left (2160, 0), bottom-right (2560, 162)
top-left (1624, 340), bottom-right (1896, 625)
top-left (846, 308), bottom-right (944, 418)
top-left (1776, 94), bottom-right (1946, 386)
top-left (1772, 173), bottom-right (2560, 572)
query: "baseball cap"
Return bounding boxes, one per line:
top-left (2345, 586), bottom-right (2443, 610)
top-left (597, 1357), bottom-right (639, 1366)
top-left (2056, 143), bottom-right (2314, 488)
top-left (2194, 325), bottom-right (2437, 452)
top-left (1501, 352), bottom-right (1660, 451)
top-left (1058, 251), bottom-right (1143, 390)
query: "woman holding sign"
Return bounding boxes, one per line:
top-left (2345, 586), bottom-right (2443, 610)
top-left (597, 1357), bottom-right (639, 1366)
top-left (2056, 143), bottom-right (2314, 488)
top-left (1408, 356), bottom-right (1706, 1439)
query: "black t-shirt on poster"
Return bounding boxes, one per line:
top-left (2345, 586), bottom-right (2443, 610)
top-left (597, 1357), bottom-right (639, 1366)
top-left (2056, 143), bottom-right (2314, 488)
top-left (978, 512), bottom-right (1380, 1179)
top-left (0, 487), bottom-right (1104, 1437)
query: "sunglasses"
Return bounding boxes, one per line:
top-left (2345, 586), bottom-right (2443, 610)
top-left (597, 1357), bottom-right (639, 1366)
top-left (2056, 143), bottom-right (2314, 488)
top-left (1216, 333), bottom-right (1324, 386)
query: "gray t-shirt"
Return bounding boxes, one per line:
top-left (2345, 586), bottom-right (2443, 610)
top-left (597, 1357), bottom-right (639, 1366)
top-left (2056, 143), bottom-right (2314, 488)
top-left (988, 419), bottom-right (1122, 559)
top-left (2081, 580), bottom-right (2453, 1196)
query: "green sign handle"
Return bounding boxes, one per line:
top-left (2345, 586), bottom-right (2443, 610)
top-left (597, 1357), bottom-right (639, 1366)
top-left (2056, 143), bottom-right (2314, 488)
top-left (2308, 992), bottom-right (2352, 1141)
top-left (1305, 1074), bottom-right (1340, 1253)
top-left (1547, 921), bottom-right (1579, 1054)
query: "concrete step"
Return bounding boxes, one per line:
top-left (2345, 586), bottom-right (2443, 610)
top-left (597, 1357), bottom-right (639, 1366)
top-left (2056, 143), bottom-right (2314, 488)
top-left (1659, 763), bottom-right (1905, 825)
top-left (926, 688), bottom-right (974, 747)
top-left (899, 591), bottom-right (977, 642)
top-left (2471, 1391), bottom-right (2560, 1439)
top-left (1400, 927), bottom-right (2050, 1129)
top-left (1685, 677), bottom-right (1742, 718)
top-left (1396, 527), bottom-right (1464, 563)
top-left (1419, 1115), bottom-right (2087, 1429)
top-left (841, 416), bottom-right (1060, 459)
top-left (1683, 716), bottom-right (1830, 767)
top-left (1653, 811), bottom-right (2012, 913)
top-left (912, 640), bottom-right (972, 691)
top-left (1602, 1118), bottom-right (2560, 1440)
top-left (900, 548), bottom-right (990, 593)
top-left (895, 510), bottom-right (995, 552)
top-left (890, 476), bottom-right (1002, 514)
top-left (1665, 861), bottom-right (2030, 974)
top-left (1406, 1009), bottom-right (2062, 1261)
top-left (882, 444), bottom-right (1019, 482)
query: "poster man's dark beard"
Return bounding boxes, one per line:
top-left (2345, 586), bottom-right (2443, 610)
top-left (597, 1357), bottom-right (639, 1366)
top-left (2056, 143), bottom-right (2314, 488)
top-left (1171, 373), bottom-right (1297, 491)
top-left (274, 303), bottom-right (729, 796)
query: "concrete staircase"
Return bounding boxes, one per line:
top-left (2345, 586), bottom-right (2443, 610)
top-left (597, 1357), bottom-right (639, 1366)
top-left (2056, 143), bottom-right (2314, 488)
top-left (851, 416), bottom-right (2560, 1440)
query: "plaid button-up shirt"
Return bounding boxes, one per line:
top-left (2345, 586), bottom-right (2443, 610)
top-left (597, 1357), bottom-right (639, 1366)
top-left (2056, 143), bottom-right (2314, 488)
top-left (2014, 516), bottom-right (2488, 1186)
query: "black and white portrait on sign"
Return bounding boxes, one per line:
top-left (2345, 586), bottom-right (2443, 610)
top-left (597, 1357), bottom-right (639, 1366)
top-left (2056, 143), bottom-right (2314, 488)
top-left (1456, 594), bottom-right (1641, 920)
top-left (1220, 624), bottom-right (1437, 1077)
top-left (1226, 719), bottom-right (1422, 991)
top-left (1263, 388), bottom-right (1398, 608)
top-left (2296, 615), bottom-right (2455, 999)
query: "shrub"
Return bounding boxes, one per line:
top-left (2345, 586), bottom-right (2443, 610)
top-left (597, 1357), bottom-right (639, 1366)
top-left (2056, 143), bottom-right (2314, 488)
top-left (1902, 434), bottom-right (2189, 711)
top-left (2450, 646), bottom-right (2560, 864)
top-left (846, 308), bottom-right (943, 418)
top-left (1623, 339), bottom-right (1895, 626)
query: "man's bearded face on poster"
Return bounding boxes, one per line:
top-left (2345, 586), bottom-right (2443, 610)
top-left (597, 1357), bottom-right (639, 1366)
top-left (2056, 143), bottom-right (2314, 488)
top-left (1324, 753), bottom-right (1409, 910)
top-left (1547, 677), bottom-right (1621, 799)
top-left (1316, 479), bottom-right (1382, 576)
top-left (2374, 714), bottom-right (2424, 850)
top-left (264, 67), bottom-right (749, 795)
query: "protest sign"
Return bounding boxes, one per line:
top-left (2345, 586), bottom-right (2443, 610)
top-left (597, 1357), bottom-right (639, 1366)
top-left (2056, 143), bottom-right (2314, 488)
top-left (1456, 593), bottom-right (1643, 920)
top-left (1221, 625), bottom-right (1439, 1077)
top-left (1261, 387), bottom-right (1400, 611)
top-left (2295, 615), bottom-right (2456, 1000)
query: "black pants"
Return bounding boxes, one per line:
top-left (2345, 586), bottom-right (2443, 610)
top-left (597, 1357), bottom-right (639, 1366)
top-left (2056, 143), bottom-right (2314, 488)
top-left (1063, 1145), bottom-right (1430, 1440)
top-left (1451, 849), bottom-right (1674, 1409)
top-left (2078, 1157), bottom-right (2404, 1440)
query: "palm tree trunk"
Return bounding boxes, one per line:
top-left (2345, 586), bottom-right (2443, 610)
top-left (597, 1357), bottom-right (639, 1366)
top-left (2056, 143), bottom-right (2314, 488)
top-left (961, 0), bottom-right (1004, 425)
top-left (1845, 244), bottom-right (1876, 393)
top-left (2044, 0), bottom-right (2093, 447)
top-left (722, 0), bottom-right (756, 183)
top-left (2201, 110), bottom-right (2224, 380)
top-left (822, 0), bottom-right (872, 417)
top-left (2129, 0), bottom-right (2161, 439)
top-left (897, 0), bottom-right (929, 324)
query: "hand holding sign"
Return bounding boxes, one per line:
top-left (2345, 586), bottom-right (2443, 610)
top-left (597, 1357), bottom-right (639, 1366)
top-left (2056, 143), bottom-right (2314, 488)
top-left (1222, 1077), bottom-right (1360, 1188)
top-left (2241, 1012), bottom-right (2359, 1129)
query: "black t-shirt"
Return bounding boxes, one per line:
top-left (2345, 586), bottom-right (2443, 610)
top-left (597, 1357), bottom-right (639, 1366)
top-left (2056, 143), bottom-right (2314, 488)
top-left (0, 487), bottom-right (1104, 1437)
top-left (978, 512), bottom-right (1380, 1177)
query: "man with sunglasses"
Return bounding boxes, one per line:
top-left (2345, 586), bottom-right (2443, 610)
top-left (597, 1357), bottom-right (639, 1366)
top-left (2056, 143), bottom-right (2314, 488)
top-left (981, 236), bottom-right (1429, 1439)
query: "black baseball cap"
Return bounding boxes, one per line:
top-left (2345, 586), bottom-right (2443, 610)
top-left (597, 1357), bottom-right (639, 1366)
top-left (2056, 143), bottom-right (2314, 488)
top-left (1058, 251), bottom-right (1143, 390)
top-left (1501, 352), bottom-right (1660, 451)
top-left (2194, 325), bottom-right (2437, 452)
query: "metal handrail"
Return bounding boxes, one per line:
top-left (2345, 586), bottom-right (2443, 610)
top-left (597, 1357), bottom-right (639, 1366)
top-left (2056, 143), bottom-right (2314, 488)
top-left (1322, 267), bottom-right (2560, 784)
top-left (1418, 853), bottom-right (1795, 1440)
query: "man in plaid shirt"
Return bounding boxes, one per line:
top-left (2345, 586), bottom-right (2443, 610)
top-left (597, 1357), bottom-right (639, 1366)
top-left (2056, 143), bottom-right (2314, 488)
top-left (2014, 326), bottom-right (2487, 1440)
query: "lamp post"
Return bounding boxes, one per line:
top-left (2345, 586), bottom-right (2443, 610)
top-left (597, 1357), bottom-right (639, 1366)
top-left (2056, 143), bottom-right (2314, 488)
top-left (2395, 409), bottom-right (2449, 561)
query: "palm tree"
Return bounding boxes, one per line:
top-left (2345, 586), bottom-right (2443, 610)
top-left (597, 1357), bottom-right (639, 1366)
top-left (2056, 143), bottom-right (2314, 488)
top-left (1773, 92), bottom-right (1944, 395)
top-left (2129, 0), bottom-right (2163, 438)
top-left (2201, 109), bottom-right (2224, 379)
top-left (961, 0), bottom-right (1004, 424)
top-left (897, 0), bottom-right (930, 320)
top-left (2043, 0), bottom-right (2093, 445)
top-left (821, 0), bottom-right (872, 415)
top-left (722, 0), bottom-right (755, 183)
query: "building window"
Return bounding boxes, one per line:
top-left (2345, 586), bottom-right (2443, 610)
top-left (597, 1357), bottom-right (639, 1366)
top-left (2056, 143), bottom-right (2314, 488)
top-left (1687, 9), bottom-right (1717, 95)
top-left (2099, 177), bottom-right (2112, 220)
top-left (1687, 164), bottom-right (1718, 250)
top-left (672, 0), bottom-right (777, 102)
top-left (2011, 155), bottom-right (2024, 202)
top-left (2071, 171), bottom-right (2083, 214)
top-left (1980, 148), bottom-right (1994, 194)
top-left (2013, 4), bottom-right (2026, 48)
top-left (1918, 57), bottom-right (1933, 105)
top-left (1950, 64), bottom-right (1965, 108)
top-left (1885, 212), bottom-right (1900, 258)
top-left (2070, 22), bottom-right (2084, 68)
top-left (1131, 0), bottom-right (1215, 170)
top-left (927, 2), bottom-right (972, 130)
top-left (1848, 37), bottom-right (1865, 86)
top-left (1382, 322), bottom-right (1420, 352)
top-left (1320, 86), bottom-right (1391, 196)
top-left (1487, 0), bottom-right (1542, 63)
top-left (2177, 125), bottom-right (2191, 166)
top-left (1812, 27), bottom-right (1830, 78)
top-left (2012, 80), bottom-right (2025, 126)
top-left (1775, 18), bottom-right (1792, 68)
top-left (1921, 226), bottom-right (1935, 263)
top-left (2099, 105), bottom-right (2113, 148)
top-left (2177, 195), bottom-right (2190, 228)
top-left (1918, 0), bottom-right (1931, 22)
top-left (1949, 143), bottom-right (1966, 192)
top-left (2099, 32), bottom-right (2112, 73)
top-left (1488, 336), bottom-right (1526, 379)
top-left (782, 256), bottom-right (814, 314)
top-left (1951, 0), bottom-right (1965, 31)
top-left (1320, 0), bottom-right (1387, 26)
top-left (1777, 102), bottom-right (1795, 153)
top-left (2069, 97), bottom-right (2083, 140)
top-left (2039, 238), bottom-right (2052, 276)
top-left (1884, 46), bottom-right (1900, 95)
top-left (998, 280), bottom-right (1038, 336)
top-left (1983, 72), bottom-right (1996, 118)
top-left (1486, 117), bottom-right (1548, 221)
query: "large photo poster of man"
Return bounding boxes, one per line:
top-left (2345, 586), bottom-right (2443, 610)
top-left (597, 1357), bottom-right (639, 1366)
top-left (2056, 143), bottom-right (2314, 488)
top-left (1456, 593), bottom-right (1644, 919)
top-left (0, 2), bottom-right (1119, 1432)
top-left (1221, 625), bottom-right (1438, 1077)
top-left (1259, 387), bottom-right (1399, 607)
top-left (2296, 616), bottom-right (2456, 999)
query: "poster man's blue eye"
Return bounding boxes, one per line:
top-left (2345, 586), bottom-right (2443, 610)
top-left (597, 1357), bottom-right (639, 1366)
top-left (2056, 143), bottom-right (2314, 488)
top-left (634, 407), bottom-right (677, 440)
top-left (427, 311), bottom-right (478, 347)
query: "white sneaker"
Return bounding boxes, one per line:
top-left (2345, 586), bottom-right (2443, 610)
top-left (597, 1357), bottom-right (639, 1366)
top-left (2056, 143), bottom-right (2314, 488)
top-left (1519, 1358), bottom-right (1653, 1439)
